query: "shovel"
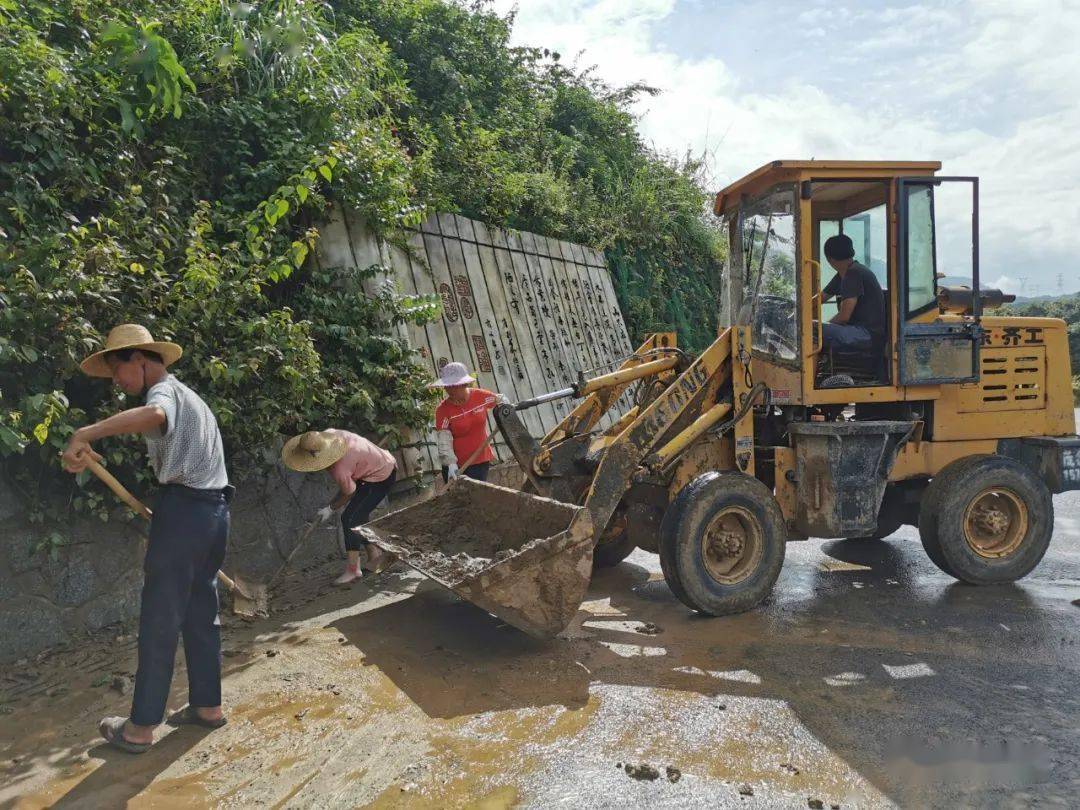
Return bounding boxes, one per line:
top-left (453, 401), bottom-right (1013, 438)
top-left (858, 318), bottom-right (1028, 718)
top-left (84, 457), bottom-right (268, 617)
top-left (265, 509), bottom-right (333, 592)
top-left (436, 411), bottom-right (503, 493)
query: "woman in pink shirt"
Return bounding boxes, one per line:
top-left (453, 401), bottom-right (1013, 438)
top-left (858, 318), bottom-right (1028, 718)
top-left (282, 429), bottom-right (397, 584)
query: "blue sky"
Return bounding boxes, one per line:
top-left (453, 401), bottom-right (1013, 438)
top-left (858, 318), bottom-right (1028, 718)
top-left (492, 0), bottom-right (1080, 296)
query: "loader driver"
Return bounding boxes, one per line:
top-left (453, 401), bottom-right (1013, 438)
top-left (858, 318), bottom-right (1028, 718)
top-left (820, 233), bottom-right (885, 357)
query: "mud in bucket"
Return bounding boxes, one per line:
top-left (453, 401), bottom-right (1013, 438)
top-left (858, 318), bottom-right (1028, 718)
top-left (362, 478), bottom-right (593, 638)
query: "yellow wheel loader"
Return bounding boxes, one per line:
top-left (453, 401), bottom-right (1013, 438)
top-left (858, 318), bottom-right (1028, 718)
top-left (366, 160), bottom-right (1079, 638)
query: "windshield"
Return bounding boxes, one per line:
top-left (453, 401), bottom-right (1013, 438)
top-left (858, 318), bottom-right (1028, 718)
top-left (819, 202), bottom-right (888, 321)
top-left (740, 184), bottom-right (797, 360)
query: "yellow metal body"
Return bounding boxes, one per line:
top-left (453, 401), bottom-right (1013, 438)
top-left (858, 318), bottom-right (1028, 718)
top-left (714, 160), bottom-right (1076, 506)
top-left (651, 402), bottom-right (732, 468)
top-left (933, 316), bottom-right (1075, 440)
top-left (524, 160), bottom-right (1075, 544)
top-left (577, 355), bottom-right (680, 396)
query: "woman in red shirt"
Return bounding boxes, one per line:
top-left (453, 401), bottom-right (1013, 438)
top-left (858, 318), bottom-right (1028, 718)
top-left (432, 362), bottom-right (507, 482)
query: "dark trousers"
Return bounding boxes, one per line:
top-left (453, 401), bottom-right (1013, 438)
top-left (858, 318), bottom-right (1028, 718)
top-left (440, 461), bottom-right (490, 484)
top-left (341, 469), bottom-right (396, 551)
top-left (821, 322), bottom-right (875, 352)
top-left (131, 486), bottom-right (229, 726)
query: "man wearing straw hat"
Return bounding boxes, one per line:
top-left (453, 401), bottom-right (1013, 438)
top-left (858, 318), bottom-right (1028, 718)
top-left (282, 429), bottom-right (397, 585)
top-left (432, 362), bottom-right (508, 483)
top-left (60, 324), bottom-right (231, 753)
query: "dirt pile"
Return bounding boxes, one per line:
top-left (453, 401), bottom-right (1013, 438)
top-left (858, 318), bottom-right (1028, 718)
top-left (364, 480), bottom-right (579, 586)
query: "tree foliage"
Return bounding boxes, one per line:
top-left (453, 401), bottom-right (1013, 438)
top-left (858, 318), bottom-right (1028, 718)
top-left (351, 0), bottom-right (724, 348)
top-left (0, 0), bottom-right (724, 526)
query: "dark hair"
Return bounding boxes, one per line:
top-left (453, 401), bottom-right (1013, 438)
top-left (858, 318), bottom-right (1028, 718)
top-left (106, 347), bottom-right (164, 365)
top-left (823, 234), bottom-right (855, 261)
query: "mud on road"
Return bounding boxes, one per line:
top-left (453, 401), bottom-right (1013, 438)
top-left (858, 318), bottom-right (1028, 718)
top-left (3, 490), bottom-right (1080, 809)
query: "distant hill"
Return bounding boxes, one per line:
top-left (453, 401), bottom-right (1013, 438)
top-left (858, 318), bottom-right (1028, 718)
top-left (938, 275), bottom-right (974, 288)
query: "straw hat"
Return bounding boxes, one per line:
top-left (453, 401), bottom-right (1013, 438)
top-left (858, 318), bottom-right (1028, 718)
top-left (430, 361), bottom-right (475, 388)
top-left (282, 430), bottom-right (347, 472)
top-left (80, 324), bottom-right (183, 378)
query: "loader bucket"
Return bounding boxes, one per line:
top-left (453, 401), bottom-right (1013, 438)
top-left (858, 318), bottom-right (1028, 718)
top-left (362, 478), bottom-right (594, 638)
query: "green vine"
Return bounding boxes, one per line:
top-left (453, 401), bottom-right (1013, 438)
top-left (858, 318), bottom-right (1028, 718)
top-left (1, 0), bottom-right (724, 537)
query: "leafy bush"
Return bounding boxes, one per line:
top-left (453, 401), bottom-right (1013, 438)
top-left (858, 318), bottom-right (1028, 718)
top-left (0, 0), bottom-right (438, 523)
top-left (352, 0), bottom-right (725, 348)
top-left (1, 0), bottom-right (724, 529)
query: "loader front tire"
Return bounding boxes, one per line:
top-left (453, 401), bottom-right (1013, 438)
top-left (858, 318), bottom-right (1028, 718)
top-left (592, 511), bottom-right (637, 569)
top-left (660, 472), bottom-right (786, 616)
top-left (920, 455), bottom-right (1052, 584)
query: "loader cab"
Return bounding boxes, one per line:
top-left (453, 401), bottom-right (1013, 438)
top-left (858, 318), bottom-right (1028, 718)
top-left (714, 160), bottom-right (981, 407)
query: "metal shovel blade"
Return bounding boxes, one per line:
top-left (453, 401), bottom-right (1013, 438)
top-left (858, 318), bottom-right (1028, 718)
top-left (223, 573), bottom-right (268, 619)
top-left (363, 478), bottom-right (594, 638)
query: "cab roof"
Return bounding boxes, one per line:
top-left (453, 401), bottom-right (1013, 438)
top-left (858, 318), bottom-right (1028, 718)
top-left (713, 160), bottom-right (942, 216)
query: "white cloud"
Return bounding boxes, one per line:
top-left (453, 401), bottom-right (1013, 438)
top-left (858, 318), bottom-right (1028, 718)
top-left (988, 275), bottom-right (1018, 294)
top-left (491, 0), bottom-right (1080, 293)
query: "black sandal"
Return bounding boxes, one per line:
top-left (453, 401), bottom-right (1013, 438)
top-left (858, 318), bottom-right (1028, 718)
top-left (99, 716), bottom-right (151, 754)
top-left (168, 705), bottom-right (228, 729)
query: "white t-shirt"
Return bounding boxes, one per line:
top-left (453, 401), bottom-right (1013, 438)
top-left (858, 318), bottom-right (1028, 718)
top-left (145, 375), bottom-right (228, 489)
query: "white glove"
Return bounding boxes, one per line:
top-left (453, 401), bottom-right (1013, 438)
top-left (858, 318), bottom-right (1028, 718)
top-left (447, 463), bottom-right (459, 479)
top-left (495, 393), bottom-right (511, 406)
top-left (316, 505), bottom-right (335, 523)
top-left (436, 429), bottom-right (455, 467)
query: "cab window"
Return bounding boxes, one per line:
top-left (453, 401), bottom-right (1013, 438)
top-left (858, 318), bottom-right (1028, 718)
top-left (905, 185), bottom-right (937, 316)
top-left (818, 203), bottom-right (887, 320)
top-left (741, 184), bottom-right (798, 361)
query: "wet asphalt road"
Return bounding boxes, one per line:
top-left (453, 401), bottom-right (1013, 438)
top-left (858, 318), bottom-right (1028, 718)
top-left (4, 469), bottom-right (1079, 809)
top-left (489, 487), bottom-right (1080, 809)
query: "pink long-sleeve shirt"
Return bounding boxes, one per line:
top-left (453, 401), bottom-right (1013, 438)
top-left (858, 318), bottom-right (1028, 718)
top-left (326, 429), bottom-right (396, 496)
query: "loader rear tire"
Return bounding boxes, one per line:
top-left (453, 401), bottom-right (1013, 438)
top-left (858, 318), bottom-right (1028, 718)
top-left (660, 472), bottom-right (786, 616)
top-left (921, 454), bottom-right (1052, 584)
top-left (919, 458), bottom-right (982, 577)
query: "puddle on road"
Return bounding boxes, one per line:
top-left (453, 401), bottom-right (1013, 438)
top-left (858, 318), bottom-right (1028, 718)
top-left (7, 534), bottom-right (1078, 808)
top-left (366, 696), bottom-right (601, 808)
top-left (9, 761), bottom-right (97, 810)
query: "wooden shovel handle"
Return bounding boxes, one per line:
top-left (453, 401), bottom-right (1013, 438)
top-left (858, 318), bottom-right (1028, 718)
top-left (85, 457), bottom-right (152, 521)
top-left (84, 457), bottom-right (249, 598)
top-left (460, 431), bottom-right (495, 471)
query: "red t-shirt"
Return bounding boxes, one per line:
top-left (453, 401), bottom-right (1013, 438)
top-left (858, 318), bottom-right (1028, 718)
top-left (435, 388), bottom-right (498, 467)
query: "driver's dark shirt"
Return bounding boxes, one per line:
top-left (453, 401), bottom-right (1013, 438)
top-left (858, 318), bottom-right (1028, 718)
top-left (823, 261), bottom-right (885, 344)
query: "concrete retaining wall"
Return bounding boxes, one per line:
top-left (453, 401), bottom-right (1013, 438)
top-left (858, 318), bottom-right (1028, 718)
top-left (0, 462), bottom-right (386, 664)
top-left (0, 213), bottom-right (631, 663)
top-left (0, 473), bottom-right (145, 663)
top-left (315, 210), bottom-right (633, 479)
